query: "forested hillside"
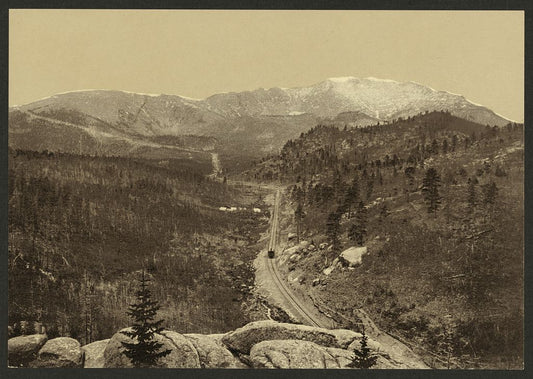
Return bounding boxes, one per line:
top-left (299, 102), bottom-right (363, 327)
top-left (8, 150), bottom-right (270, 344)
top-left (246, 111), bottom-right (524, 368)
top-left (9, 109), bottom-right (219, 160)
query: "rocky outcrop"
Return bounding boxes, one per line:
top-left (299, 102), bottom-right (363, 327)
top-left (248, 337), bottom-right (427, 369)
top-left (82, 339), bottom-right (109, 368)
top-left (7, 320), bottom-right (428, 369)
top-left (249, 339), bottom-right (353, 369)
top-left (184, 334), bottom-right (247, 368)
top-left (220, 320), bottom-right (429, 369)
top-left (7, 334), bottom-right (47, 367)
top-left (31, 337), bottom-right (84, 368)
top-left (221, 320), bottom-right (359, 354)
top-left (103, 328), bottom-right (201, 368)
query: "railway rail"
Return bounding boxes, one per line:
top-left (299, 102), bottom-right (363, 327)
top-left (265, 189), bottom-right (326, 328)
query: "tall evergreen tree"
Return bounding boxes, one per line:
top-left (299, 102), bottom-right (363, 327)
top-left (442, 139), bottom-right (449, 154)
top-left (348, 201), bottom-right (367, 246)
top-left (482, 181), bottom-right (498, 205)
top-left (348, 223), bottom-right (365, 246)
top-left (366, 175), bottom-right (374, 201)
top-left (121, 270), bottom-right (171, 368)
top-left (348, 328), bottom-right (377, 369)
top-left (326, 211), bottom-right (342, 253)
top-left (333, 170), bottom-right (345, 204)
top-left (464, 137), bottom-right (470, 150)
top-left (431, 139), bottom-right (439, 155)
top-left (343, 176), bottom-right (360, 217)
top-left (404, 166), bottom-right (416, 190)
top-left (451, 135), bottom-right (458, 151)
top-left (294, 202), bottom-right (304, 243)
top-left (422, 168), bottom-right (442, 215)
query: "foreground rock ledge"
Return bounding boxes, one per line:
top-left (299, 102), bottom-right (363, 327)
top-left (221, 320), bottom-right (361, 354)
top-left (8, 320), bottom-right (429, 368)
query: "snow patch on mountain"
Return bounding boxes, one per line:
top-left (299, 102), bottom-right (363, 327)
top-left (365, 77), bottom-right (399, 83)
top-left (327, 76), bottom-right (357, 83)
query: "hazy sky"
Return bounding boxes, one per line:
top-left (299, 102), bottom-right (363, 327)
top-left (9, 10), bottom-right (524, 122)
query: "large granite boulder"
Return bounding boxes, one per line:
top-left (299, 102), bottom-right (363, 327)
top-left (339, 246), bottom-right (368, 266)
top-left (221, 320), bottom-right (359, 354)
top-left (249, 339), bottom-right (353, 369)
top-left (8, 334), bottom-right (47, 367)
top-left (31, 337), bottom-right (84, 368)
top-left (82, 339), bottom-right (109, 368)
top-left (103, 328), bottom-right (200, 368)
top-left (184, 333), bottom-right (248, 368)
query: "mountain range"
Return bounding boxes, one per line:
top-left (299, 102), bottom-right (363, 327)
top-left (9, 77), bottom-right (512, 159)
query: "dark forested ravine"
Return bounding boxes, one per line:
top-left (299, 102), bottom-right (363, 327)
top-left (8, 150), bottom-right (270, 343)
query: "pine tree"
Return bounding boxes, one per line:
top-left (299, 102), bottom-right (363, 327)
top-left (431, 139), bottom-right (439, 155)
top-left (482, 181), bottom-right (498, 205)
top-left (348, 201), bottom-right (367, 246)
top-left (348, 328), bottom-right (377, 369)
top-left (333, 170), bottom-right (344, 203)
top-left (451, 135), bottom-right (458, 151)
top-left (465, 136), bottom-right (473, 150)
top-left (366, 176), bottom-right (374, 200)
top-left (343, 176), bottom-right (360, 218)
top-left (121, 270), bottom-right (171, 368)
top-left (442, 139), bottom-right (449, 154)
top-left (294, 202), bottom-right (304, 243)
top-left (422, 168), bottom-right (442, 215)
top-left (348, 222), bottom-right (366, 246)
top-left (404, 166), bottom-right (416, 199)
top-left (326, 211), bottom-right (342, 253)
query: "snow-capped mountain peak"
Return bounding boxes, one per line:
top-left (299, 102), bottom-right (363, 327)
top-left (12, 76), bottom-right (511, 136)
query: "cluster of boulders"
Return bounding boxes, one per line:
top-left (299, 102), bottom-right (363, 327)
top-left (281, 240), bottom-right (317, 268)
top-left (8, 320), bottom-right (428, 369)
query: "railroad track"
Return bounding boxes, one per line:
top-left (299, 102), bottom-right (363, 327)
top-left (266, 189), bottom-right (325, 328)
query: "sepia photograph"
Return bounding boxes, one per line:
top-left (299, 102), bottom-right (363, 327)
top-left (6, 8), bottom-right (524, 370)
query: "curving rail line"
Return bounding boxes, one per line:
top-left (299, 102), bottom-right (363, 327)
top-left (266, 189), bottom-right (325, 328)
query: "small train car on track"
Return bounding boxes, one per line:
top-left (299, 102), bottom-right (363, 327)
top-left (268, 249), bottom-right (275, 258)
